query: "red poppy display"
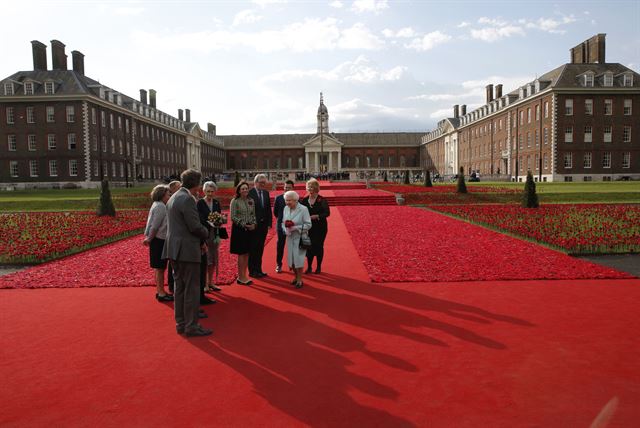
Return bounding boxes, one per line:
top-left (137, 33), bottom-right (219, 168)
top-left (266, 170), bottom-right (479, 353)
top-left (339, 206), bottom-right (632, 283)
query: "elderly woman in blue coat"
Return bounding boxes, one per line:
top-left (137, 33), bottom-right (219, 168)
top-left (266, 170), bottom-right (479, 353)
top-left (282, 190), bottom-right (312, 289)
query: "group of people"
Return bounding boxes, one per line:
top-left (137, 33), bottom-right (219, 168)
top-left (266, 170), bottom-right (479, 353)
top-left (143, 169), bottom-right (330, 337)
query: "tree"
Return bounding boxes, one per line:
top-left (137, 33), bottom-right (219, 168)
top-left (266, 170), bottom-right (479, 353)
top-left (233, 171), bottom-right (240, 187)
top-left (96, 180), bottom-right (116, 217)
top-left (424, 170), bottom-right (433, 187)
top-left (456, 166), bottom-right (467, 194)
top-left (403, 170), bottom-right (410, 185)
top-left (522, 170), bottom-right (540, 208)
top-left (383, 171), bottom-right (388, 182)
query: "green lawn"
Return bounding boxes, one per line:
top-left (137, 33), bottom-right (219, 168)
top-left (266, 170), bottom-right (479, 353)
top-left (467, 181), bottom-right (639, 193)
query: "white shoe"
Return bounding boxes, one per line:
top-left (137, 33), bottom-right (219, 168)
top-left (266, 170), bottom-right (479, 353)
top-left (275, 265), bottom-right (282, 273)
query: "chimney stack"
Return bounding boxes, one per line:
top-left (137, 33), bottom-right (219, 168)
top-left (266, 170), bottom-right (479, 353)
top-left (140, 89), bottom-right (148, 105)
top-left (31, 40), bottom-right (47, 71)
top-left (185, 109), bottom-right (191, 122)
top-left (495, 84), bottom-right (503, 99)
top-left (71, 50), bottom-right (84, 75)
top-left (51, 40), bottom-right (67, 70)
top-left (207, 123), bottom-right (216, 134)
top-left (453, 105), bottom-right (459, 119)
top-left (149, 89), bottom-right (157, 108)
top-left (461, 105), bottom-right (467, 116)
top-left (485, 84), bottom-right (494, 104)
top-left (178, 109), bottom-right (184, 121)
top-left (570, 34), bottom-right (606, 64)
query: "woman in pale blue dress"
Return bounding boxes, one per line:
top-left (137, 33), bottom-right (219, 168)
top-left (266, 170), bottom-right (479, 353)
top-left (282, 190), bottom-right (312, 289)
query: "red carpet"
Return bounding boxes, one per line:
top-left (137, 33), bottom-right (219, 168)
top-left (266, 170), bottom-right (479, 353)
top-left (1, 207), bottom-right (640, 427)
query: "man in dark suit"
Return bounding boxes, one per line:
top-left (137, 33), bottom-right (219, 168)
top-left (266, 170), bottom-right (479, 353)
top-left (273, 180), bottom-right (294, 273)
top-left (163, 169), bottom-right (211, 337)
top-left (248, 173), bottom-right (272, 278)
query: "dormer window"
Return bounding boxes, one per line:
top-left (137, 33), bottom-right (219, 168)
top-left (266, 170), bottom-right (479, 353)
top-left (24, 82), bottom-right (34, 95)
top-left (108, 91), bottom-right (113, 103)
top-left (623, 73), bottom-right (634, 87)
top-left (4, 82), bottom-right (14, 95)
top-left (529, 84), bottom-right (535, 95)
top-left (44, 81), bottom-right (55, 94)
top-left (535, 80), bottom-right (541, 92)
top-left (519, 87), bottom-right (524, 99)
top-left (603, 73), bottom-right (613, 87)
top-left (583, 74), bottom-right (594, 87)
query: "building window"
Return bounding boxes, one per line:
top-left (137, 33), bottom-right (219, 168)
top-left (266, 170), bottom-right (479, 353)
top-left (623, 152), bottom-right (631, 168)
top-left (565, 127), bottom-right (573, 143)
top-left (118, 140), bottom-right (123, 155)
top-left (603, 73), bottom-right (613, 87)
top-left (583, 152), bottom-right (592, 169)
top-left (565, 99), bottom-right (573, 116)
top-left (535, 129), bottom-right (539, 146)
top-left (10, 161), bottom-right (18, 178)
top-left (4, 82), bottom-right (14, 95)
top-left (544, 101), bottom-right (549, 118)
top-left (7, 135), bottom-right (17, 151)
top-left (26, 107), bottom-right (35, 123)
top-left (564, 152), bottom-right (572, 169)
top-left (543, 128), bottom-right (548, 145)
top-left (24, 82), bottom-right (34, 95)
top-left (543, 153), bottom-right (549, 170)
top-left (48, 134), bottom-right (56, 150)
top-left (564, 176), bottom-right (573, 182)
top-left (527, 108), bottom-right (531, 123)
top-left (66, 106), bottom-right (75, 123)
top-left (604, 126), bottom-right (612, 143)
top-left (93, 160), bottom-right (99, 177)
top-left (624, 126), bottom-right (631, 143)
top-left (584, 74), bottom-right (594, 87)
top-left (69, 159), bottom-right (78, 177)
top-left (6, 107), bottom-right (15, 124)
top-left (44, 81), bottom-right (55, 94)
top-left (68, 133), bottom-right (76, 150)
top-left (602, 152), bottom-right (611, 168)
top-left (584, 126), bottom-right (592, 143)
top-left (28, 135), bottom-right (36, 151)
top-left (119, 162), bottom-right (124, 177)
top-left (585, 99), bottom-right (593, 115)
top-left (535, 154), bottom-right (539, 170)
top-left (111, 162), bottom-right (116, 177)
top-left (527, 132), bottom-right (531, 147)
top-left (49, 160), bottom-right (58, 177)
top-left (91, 108), bottom-right (96, 125)
top-left (29, 160), bottom-right (38, 177)
top-left (623, 74), bottom-right (634, 87)
top-left (604, 99), bottom-right (612, 115)
top-left (46, 106), bottom-right (55, 122)
top-left (624, 99), bottom-right (632, 115)
top-left (519, 111), bottom-right (524, 125)
top-left (110, 114), bottom-right (114, 129)
top-left (101, 111), bottom-right (106, 127)
top-left (111, 138), bottom-right (115, 154)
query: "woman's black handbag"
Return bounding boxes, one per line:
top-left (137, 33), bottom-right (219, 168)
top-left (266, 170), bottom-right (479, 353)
top-left (299, 224), bottom-right (312, 250)
top-left (217, 227), bottom-right (229, 239)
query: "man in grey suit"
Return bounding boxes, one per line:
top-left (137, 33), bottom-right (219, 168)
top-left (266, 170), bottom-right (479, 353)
top-left (163, 169), bottom-right (211, 337)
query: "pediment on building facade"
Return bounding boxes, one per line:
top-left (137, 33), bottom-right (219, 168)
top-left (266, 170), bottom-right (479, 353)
top-left (303, 133), bottom-right (343, 147)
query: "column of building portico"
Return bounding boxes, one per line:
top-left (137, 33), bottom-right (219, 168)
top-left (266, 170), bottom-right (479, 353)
top-left (328, 151), bottom-right (333, 172)
top-left (305, 152), bottom-right (310, 172)
top-left (314, 152), bottom-right (319, 172)
top-left (338, 151), bottom-right (341, 170)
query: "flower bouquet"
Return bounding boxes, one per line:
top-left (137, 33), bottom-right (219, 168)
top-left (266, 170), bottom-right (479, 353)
top-left (208, 212), bottom-right (227, 228)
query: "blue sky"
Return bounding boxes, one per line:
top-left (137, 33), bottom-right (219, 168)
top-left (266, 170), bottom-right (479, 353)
top-left (2, 0), bottom-right (639, 134)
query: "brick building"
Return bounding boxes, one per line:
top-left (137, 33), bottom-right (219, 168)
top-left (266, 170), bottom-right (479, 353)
top-left (222, 93), bottom-right (424, 180)
top-left (0, 40), bottom-right (225, 189)
top-left (423, 34), bottom-right (639, 182)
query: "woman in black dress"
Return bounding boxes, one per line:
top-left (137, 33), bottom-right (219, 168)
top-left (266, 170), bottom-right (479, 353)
top-left (197, 181), bottom-right (224, 293)
top-left (300, 178), bottom-right (330, 274)
top-left (230, 181), bottom-right (256, 285)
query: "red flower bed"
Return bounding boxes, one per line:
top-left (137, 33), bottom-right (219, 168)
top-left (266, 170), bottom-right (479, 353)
top-left (431, 204), bottom-right (640, 254)
top-left (0, 227), bottom-right (276, 289)
top-left (0, 211), bottom-right (147, 264)
top-left (339, 206), bottom-right (631, 282)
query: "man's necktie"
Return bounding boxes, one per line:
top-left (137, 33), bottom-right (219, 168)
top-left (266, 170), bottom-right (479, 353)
top-left (259, 190), bottom-right (264, 207)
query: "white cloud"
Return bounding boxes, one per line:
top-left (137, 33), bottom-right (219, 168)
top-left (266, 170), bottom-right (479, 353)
top-left (329, 0), bottom-right (344, 8)
top-left (478, 17), bottom-right (509, 27)
top-left (131, 18), bottom-right (384, 53)
top-left (338, 22), bottom-right (385, 50)
top-left (258, 56), bottom-right (407, 85)
top-left (470, 25), bottom-right (524, 42)
top-left (457, 21), bottom-right (470, 28)
top-left (405, 31), bottom-right (452, 51)
top-left (233, 10), bottom-right (263, 26)
top-left (114, 6), bottom-right (144, 16)
top-left (429, 108), bottom-right (453, 119)
top-left (524, 15), bottom-right (577, 34)
top-left (382, 26), bottom-right (415, 38)
top-left (351, 0), bottom-right (389, 14)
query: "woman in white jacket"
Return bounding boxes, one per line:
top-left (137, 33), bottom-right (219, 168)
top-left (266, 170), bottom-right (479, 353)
top-left (282, 190), bottom-right (312, 288)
